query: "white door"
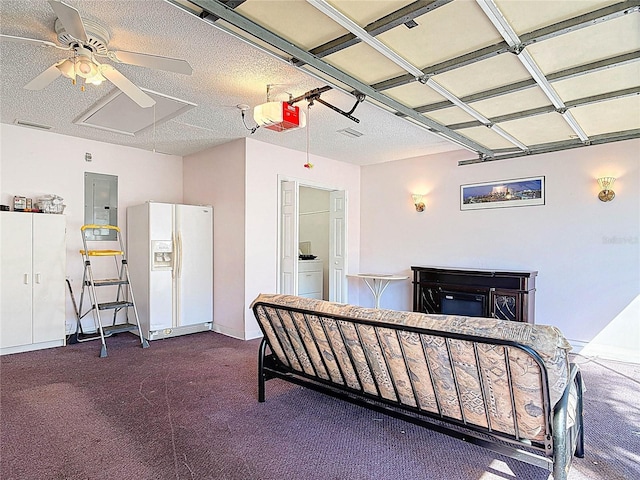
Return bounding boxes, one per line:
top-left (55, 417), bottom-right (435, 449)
top-left (280, 180), bottom-right (299, 295)
top-left (0, 213), bottom-right (33, 348)
top-left (175, 204), bottom-right (213, 326)
top-left (329, 190), bottom-right (347, 302)
top-left (279, 182), bottom-right (347, 300)
top-left (32, 214), bottom-right (65, 344)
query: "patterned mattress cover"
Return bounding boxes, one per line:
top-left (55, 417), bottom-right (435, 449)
top-left (252, 294), bottom-right (572, 442)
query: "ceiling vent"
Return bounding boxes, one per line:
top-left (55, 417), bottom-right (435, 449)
top-left (14, 119), bottom-right (53, 130)
top-left (74, 88), bottom-right (197, 136)
top-left (338, 127), bottom-right (363, 138)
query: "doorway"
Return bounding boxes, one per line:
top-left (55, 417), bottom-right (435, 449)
top-left (278, 178), bottom-right (347, 303)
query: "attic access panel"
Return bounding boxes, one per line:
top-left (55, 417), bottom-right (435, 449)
top-left (74, 88), bottom-right (197, 136)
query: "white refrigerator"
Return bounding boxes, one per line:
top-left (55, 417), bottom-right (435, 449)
top-left (127, 202), bottom-right (213, 340)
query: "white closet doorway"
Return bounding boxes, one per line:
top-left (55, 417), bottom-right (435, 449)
top-left (278, 178), bottom-right (347, 303)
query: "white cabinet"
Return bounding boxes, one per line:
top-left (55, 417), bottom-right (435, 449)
top-left (0, 212), bottom-right (66, 354)
top-left (298, 260), bottom-right (323, 299)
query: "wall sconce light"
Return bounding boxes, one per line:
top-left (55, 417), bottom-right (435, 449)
top-left (597, 177), bottom-right (616, 202)
top-left (412, 194), bottom-right (425, 212)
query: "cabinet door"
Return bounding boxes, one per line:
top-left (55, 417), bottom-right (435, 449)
top-left (415, 283), bottom-right (440, 314)
top-left (490, 289), bottom-right (521, 322)
top-left (0, 213), bottom-right (33, 348)
top-left (298, 271), bottom-right (323, 295)
top-left (32, 214), bottom-right (66, 343)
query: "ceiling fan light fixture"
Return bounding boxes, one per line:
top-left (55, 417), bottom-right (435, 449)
top-left (75, 55), bottom-right (99, 79)
top-left (72, 45), bottom-right (99, 79)
top-left (85, 71), bottom-right (105, 85)
top-left (56, 58), bottom-right (76, 79)
top-left (77, 58), bottom-right (91, 75)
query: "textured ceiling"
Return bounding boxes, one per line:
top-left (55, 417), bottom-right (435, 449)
top-left (1, 0), bottom-right (638, 166)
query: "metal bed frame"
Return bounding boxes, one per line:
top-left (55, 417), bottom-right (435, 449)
top-left (253, 300), bottom-right (584, 480)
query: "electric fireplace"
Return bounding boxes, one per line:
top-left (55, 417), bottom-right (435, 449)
top-left (440, 291), bottom-right (486, 317)
top-left (412, 266), bottom-right (537, 323)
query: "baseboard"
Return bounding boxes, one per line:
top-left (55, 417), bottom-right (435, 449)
top-left (0, 339), bottom-right (65, 356)
top-left (148, 322), bottom-right (213, 341)
top-left (211, 323), bottom-right (263, 341)
top-left (569, 339), bottom-right (640, 364)
top-left (244, 328), bottom-right (263, 341)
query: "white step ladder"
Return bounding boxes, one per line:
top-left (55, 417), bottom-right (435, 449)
top-left (75, 224), bottom-right (149, 357)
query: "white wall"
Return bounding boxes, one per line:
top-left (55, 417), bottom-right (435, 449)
top-left (360, 139), bottom-right (640, 362)
top-left (182, 139), bottom-right (247, 339)
top-left (1, 127), bottom-right (360, 343)
top-left (244, 137), bottom-right (361, 338)
top-left (0, 124), bottom-right (183, 333)
top-left (4, 124), bottom-right (635, 361)
top-left (183, 137), bottom-right (361, 340)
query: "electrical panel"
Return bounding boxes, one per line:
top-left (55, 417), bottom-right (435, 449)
top-left (84, 172), bottom-right (118, 241)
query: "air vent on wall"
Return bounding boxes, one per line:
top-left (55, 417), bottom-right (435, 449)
top-left (74, 88), bottom-right (197, 136)
top-left (14, 119), bottom-right (53, 130)
top-left (338, 127), bottom-right (363, 138)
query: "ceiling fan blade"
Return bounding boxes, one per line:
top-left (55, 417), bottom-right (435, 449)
top-left (48, 0), bottom-right (88, 43)
top-left (100, 65), bottom-right (156, 108)
top-left (0, 33), bottom-right (67, 49)
top-left (111, 50), bottom-right (193, 75)
top-left (24, 63), bottom-right (63, 90)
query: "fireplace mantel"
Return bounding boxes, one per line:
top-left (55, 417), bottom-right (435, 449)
top-left (411, 266), bottom-right (537, 323)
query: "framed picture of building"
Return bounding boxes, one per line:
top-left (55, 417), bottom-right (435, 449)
top-left (461, 176), bottom-right (545, 210)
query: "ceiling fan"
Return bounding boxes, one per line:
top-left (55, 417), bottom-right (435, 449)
top-left (0, 0), bottom-right (193, 108)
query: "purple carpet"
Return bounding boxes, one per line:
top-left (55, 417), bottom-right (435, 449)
top-left (1, 331), bottom-right (638, 479)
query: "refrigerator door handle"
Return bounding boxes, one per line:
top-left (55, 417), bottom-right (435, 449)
top-left (177, 233), bottom-right (183, 279)
top-left (171, 236), bottom-right (177, 279)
